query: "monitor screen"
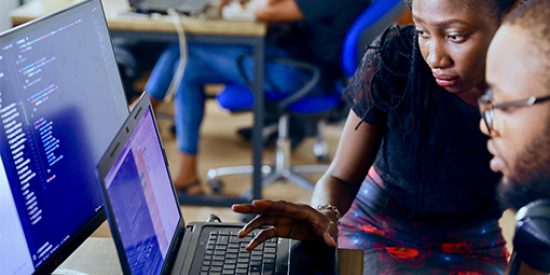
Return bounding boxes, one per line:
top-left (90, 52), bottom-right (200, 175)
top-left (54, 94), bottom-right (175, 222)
top-left (103, 107), bottom-right (180, 275)
top-left (0, 0), bottom-right (128, 273)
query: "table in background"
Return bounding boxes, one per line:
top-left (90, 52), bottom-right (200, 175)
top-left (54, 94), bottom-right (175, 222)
top-left (10, 0), bottom-right (267, 206)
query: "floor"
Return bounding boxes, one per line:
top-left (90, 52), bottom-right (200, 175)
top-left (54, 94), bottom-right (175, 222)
top-left (92, 99), bottom-right (516, 253)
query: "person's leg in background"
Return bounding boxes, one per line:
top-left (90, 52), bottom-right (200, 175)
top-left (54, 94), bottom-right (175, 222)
top-left (146, 43), bottom-right (253, 194)
top-left (145, 43), bottom-right (180, 109)
top-left (147, 42), bottom-right (322, 195)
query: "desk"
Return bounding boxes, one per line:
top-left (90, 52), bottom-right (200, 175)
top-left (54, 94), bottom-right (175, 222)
top-left (11, 0), bottom-right (267, 206)
top-left (54, 237), bottom-right (364, 274)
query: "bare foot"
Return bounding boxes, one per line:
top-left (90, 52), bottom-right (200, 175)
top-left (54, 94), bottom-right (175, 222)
top-left (174, 179), bottom-right (205, 195)
top-left (173, 153), bottom-right (206, 195)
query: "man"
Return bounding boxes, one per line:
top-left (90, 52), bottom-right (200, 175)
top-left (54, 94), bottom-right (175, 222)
top-left (481, 0), bottom-right (550, 274)
top-left (145, 0), bottom-right (371, 195)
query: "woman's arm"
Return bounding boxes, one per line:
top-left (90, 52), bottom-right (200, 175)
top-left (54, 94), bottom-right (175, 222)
top-left (311, 110), bottom-right (384, 218)
top-left (232, 110), bottom-right (383, 248)
top-left (253, 0), bottom-right (304, 23)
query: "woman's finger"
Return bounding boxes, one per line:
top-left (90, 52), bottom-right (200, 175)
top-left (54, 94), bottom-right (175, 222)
top-left (233, 201), bottom-right (318, 222)
top-left (238, 214), bottom-right (267, 237)
top-left (252, 200), bottom-right (320, 221)
top-left (246, 227), bottom-right (278, 250)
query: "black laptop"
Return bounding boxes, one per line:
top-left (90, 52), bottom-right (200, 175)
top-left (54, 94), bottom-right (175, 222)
top-left (96, 94), bottom-right (293, 274)
top-left (128, 0), bottom-right (209, 14)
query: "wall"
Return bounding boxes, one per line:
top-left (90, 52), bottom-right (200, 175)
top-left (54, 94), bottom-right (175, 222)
top-left (1, 0), bottom-right (19, 32)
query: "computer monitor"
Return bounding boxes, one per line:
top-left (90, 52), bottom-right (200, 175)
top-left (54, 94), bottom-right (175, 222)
top-left (0, 0), bottom-right (128, 274)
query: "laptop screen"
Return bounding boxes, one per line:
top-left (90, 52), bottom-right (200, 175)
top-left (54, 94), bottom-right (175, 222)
top-left (103, 107), bottom-right (181, 275)
top-left (0, 0), bottom-right (128, 273)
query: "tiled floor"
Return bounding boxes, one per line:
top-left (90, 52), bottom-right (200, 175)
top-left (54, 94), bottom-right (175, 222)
top-left (92, 100), bottom-right (516, 253)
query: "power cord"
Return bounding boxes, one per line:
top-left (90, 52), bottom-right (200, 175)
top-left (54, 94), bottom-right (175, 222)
top-left (165, 8), bottom-right (189, 102)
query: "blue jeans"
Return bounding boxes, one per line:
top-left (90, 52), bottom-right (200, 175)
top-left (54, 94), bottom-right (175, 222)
top-left (145, 42), bottom-right (322, 154)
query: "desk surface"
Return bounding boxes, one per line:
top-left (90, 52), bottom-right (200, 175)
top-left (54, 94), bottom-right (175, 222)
top-left (55, 237), bottom-right (363, 275)
top-left (10, 0), bottom-right (266, 36)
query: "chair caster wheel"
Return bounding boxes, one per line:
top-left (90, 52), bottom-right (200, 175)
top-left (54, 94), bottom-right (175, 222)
top-left (208, 178), bottom-right (224, 194)
top-left (316, 154), bottom-right (330, 164)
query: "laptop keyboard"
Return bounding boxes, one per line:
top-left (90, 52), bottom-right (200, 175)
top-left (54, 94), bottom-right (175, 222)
top-left (200, 230), bottom-right (278, 275)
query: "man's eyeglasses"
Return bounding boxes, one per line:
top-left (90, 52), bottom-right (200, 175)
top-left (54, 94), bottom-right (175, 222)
top-left (478, 89), bottom-right (550, 135)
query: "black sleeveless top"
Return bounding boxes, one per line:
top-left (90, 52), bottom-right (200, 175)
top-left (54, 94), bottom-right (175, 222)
top-left (346, 25), bottom-right (502, 221)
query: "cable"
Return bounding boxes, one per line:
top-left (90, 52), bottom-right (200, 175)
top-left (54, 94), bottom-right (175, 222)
top-left (165, 8), bottom-right (189, 102)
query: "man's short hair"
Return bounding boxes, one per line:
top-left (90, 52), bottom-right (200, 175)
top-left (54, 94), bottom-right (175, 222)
top-left (503, 0), bottom-right (550, 88)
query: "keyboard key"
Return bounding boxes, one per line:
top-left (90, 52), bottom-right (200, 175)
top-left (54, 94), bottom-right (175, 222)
top-left (251, 256), bottom-right (262, 262)
top-left (210, 266), bottom-right (222, 272)
top-left (212, 261), bottom-right (223, 266)
top-left (237, 263), bottom-right (248, 269)
top-left (225, 258), bottom-right (237, 265)
top-left (264, 258), bottom-right (275, 264)
top-left (249, 265), bottom-right (261, 272)
top-left (213, 255), bottom-right (225, 261)
top-left (218, 236), bottom-right (229, 245)
top-left (236, 268), bottom-right (248, 274)
top-left (250, 261), bottom-right (262, 266)
top-left (237, 258), bottom-right (249, 263)
top-left (238, 252), bottom-right (250, 258)
top-left (227, 253), bottom-right (238, 259)
top-left (215, 245), bottom-right (227, 251)
top-left (264, 247), bottom-right (276, 254)
top-left (251, 251), bottom-right (262, 256)
top-left (264, 253), bottom-right (276, 259)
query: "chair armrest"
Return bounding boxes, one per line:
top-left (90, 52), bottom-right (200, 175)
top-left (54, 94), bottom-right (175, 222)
top-left (236, 54), bottom-right (321, 112)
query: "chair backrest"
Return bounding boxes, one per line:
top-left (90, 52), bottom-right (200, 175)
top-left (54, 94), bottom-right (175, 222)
top-left (341, 0), bottom-right (407, 78)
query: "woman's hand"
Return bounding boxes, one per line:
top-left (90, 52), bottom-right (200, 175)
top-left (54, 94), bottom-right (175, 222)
top-left (231, 200), bottom-right (339, 250)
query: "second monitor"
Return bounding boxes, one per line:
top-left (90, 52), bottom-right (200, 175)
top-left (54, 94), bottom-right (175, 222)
top-left (0, 0), bottom-right (128, 274)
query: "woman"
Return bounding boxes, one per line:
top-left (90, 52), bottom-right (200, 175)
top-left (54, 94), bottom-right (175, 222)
top-left (232, 0), bottom-right (518, 273)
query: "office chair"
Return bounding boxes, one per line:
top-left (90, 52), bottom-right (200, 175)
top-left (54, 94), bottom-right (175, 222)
top-left (208, 0), bottom-right (406, 193)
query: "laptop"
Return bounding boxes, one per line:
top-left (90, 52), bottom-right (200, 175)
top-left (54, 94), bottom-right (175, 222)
top-left (96, 94), bottom-right (292, 275)
top-left (128, 0), bottom-right (209, 14)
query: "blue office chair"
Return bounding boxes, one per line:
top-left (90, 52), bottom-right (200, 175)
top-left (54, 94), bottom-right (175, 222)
top-left (209, 0), bottom-right (406, 192)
